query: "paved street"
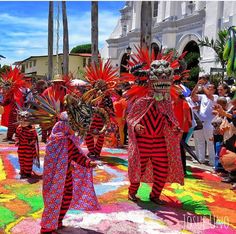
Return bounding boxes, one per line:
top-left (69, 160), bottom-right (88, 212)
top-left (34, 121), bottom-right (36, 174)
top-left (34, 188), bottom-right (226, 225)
top-left (0, 126), bottom-right (236, 234)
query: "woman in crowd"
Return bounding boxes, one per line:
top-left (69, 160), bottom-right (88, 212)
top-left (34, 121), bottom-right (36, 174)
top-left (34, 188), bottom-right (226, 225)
top-left (214, 96), bottom-right (236, 190)
top-left (217, 83), bottom-right (231, 99)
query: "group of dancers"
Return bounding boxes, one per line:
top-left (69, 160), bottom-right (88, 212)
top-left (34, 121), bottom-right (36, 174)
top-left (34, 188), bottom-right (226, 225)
top-left (0, 47), bottom-right (188, 233)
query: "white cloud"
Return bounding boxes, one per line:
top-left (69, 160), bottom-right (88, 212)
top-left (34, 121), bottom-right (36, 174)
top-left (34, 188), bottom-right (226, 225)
top-left (16, 49), bottom-right (26, 55)
top-left (0, 9), bottom-right (120, 66)
top-left (0, 13), bottom-right (47, 29)
top-left (6, 31), bottom-right (47, 37)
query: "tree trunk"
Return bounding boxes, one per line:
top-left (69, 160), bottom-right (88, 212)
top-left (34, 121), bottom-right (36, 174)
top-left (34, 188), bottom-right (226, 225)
top-left (62, 1), bottom-right (69, 75)
top-left (48, 1), bottom-right (54, 80)
top-left (140, 1), bottom-right (152, 55)
top-left (91, 1), bottom-right (98, 65)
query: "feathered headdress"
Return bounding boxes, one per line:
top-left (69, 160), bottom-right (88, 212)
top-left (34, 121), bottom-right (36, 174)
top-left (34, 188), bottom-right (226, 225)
top-left (83, 60), bottom-right (119, 104)
top-left (121, 46), bottom-right (189, 101)
top-left (0, 67), bottom-right (25, 105)
top-left (28, 94), bottom-right (62, 130)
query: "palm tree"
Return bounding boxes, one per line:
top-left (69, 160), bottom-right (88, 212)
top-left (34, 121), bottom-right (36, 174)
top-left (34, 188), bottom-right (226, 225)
top-left (91, 1), bottom-right (98, 64)
top-left (62, 1), bottom-right (69, 75)
top-left (198, 29), bottom-right (228, 71)
top-left (140, 1), bottom-right (152, 55)
top-left (48, 1), bottom-right (54, 80)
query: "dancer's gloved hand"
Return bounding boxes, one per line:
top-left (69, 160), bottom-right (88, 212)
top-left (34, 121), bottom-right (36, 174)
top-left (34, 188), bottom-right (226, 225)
top-left (172, 125), bottom-right (182, 134)
top-left (135, 124), bottom-right (145, 135)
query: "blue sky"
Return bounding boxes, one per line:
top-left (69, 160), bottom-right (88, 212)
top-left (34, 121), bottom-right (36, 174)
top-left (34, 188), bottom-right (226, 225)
top-left (0, 1), bottom-right (124, 65)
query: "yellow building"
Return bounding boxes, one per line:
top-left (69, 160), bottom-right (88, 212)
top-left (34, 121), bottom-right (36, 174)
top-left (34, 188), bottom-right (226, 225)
top-left (19, 53), bottom-right (93, 79)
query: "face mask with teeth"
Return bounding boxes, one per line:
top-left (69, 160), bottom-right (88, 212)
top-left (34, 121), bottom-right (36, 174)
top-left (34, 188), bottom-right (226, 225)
top-left (148, 59), bottom-right (173, 100)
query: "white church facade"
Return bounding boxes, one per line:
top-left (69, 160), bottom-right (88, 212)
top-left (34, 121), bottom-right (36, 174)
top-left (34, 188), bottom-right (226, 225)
top-left (101, 1), bottom-right (236, 75)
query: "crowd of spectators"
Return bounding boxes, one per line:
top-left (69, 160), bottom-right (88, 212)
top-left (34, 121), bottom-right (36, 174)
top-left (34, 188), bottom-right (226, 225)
top-left (182, 75), bottom-right (236, 190)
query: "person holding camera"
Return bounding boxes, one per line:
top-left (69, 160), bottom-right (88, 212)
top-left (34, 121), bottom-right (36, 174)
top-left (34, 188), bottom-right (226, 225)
top-left (191, 77), bottom-right (218, 165)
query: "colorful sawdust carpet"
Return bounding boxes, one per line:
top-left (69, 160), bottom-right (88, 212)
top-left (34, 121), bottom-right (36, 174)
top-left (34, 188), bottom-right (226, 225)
top-left (0, 126), bottom-right (236, 234)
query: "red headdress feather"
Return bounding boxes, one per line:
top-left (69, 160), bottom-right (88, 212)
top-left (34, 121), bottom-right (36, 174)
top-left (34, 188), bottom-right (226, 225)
top-left (85, 60), bottom-right (119, 84)
top-left (84, 60), bottom-right (119, 100)
top-left (0, 67), bottom-right (25, 105)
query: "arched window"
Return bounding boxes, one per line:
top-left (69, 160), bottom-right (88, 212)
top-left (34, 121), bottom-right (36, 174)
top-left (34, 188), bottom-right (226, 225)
top-left (122, 25), bottom-right (127, 36)
top-left (120, 53), bottom-right (130, 74)
top-left (183, 40), bottom-right (200, 83)
top-left (151, 43), bottom-right (159, 59)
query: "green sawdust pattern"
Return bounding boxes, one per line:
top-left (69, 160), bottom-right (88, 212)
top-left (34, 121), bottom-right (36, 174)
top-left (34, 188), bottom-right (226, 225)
top-left (0, 206), bottom-right (15, 228)
top-left (5, 183), bottom-right (43, 214)
top-left (136, 168), bottom-right (211, 216)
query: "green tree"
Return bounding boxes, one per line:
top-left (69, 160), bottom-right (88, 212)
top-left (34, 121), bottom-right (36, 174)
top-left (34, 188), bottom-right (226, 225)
top-left (184, 52), bottom-right (201, 85)
top-left (198, 29), bottom-right (228, 70)
top-left (0, 65), bottom-right (10, 75)
top-left (70, 44), bottom-right (92, 53)
top-left (163, 48), bottom-right (200, 88)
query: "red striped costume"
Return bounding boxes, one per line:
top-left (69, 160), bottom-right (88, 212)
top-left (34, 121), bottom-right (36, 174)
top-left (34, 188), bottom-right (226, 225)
top-left (83, 60), bottom-right (119, 157)
top-left (85, 98), bottom-right (112, 157)
top-left (41, 114), bottom-right (100, 233)
top-left (1, 96), bottom-right (18, 140)
top-left (41, 138), bottom-right (91, 233)
top-left (85, 113), bottom-right (105, 157)
top-left (0, 67), bottom-right (25, 140)
top-left (127, 97), bottom-right (184, 200)
top-left (15, 125), bottom-right (38, 176)
top-left (129, 103), bottom-right (168, 198)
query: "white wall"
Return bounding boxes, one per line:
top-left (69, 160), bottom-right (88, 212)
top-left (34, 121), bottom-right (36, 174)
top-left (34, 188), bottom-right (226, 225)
top-left (105, 1), bottom-right (235, 75)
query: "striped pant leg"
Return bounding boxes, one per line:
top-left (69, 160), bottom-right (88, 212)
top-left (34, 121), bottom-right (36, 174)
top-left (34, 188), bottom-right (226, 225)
top-left (94, 134), bottom-right (105, 156)
top-left (18, 153), bottom-right (25, 174)
top-left (180, 132), bottom-right (188, 174)
top-left (129, 136), bottom-right (152, 195)
top-left (7, 124), bottom-right (16, 139)
top-left (23, 150), bottom-right (34, 175)
top-left (7, 112), bottom-right (17, 139)
top-left (150, 137), bottom-right (168, 199)
top-left (58, 170), bottom-right (73, 227)
top-left (85, 133), bottom-right (95, 154)
top-left (129, 156), bottom-right (149, 195)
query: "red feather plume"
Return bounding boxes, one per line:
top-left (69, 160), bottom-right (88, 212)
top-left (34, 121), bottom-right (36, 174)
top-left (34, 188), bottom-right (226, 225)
top-left (0, 67), bottom-right (25, 105)
top-left (85, 60), bottom-right (119, 85)
top-left (84, 60), bottom-right (120, 100)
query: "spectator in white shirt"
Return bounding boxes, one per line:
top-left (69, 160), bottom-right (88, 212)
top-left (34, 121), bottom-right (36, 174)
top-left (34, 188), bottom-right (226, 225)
top-left (191, 78), bottom-right (218, 166)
